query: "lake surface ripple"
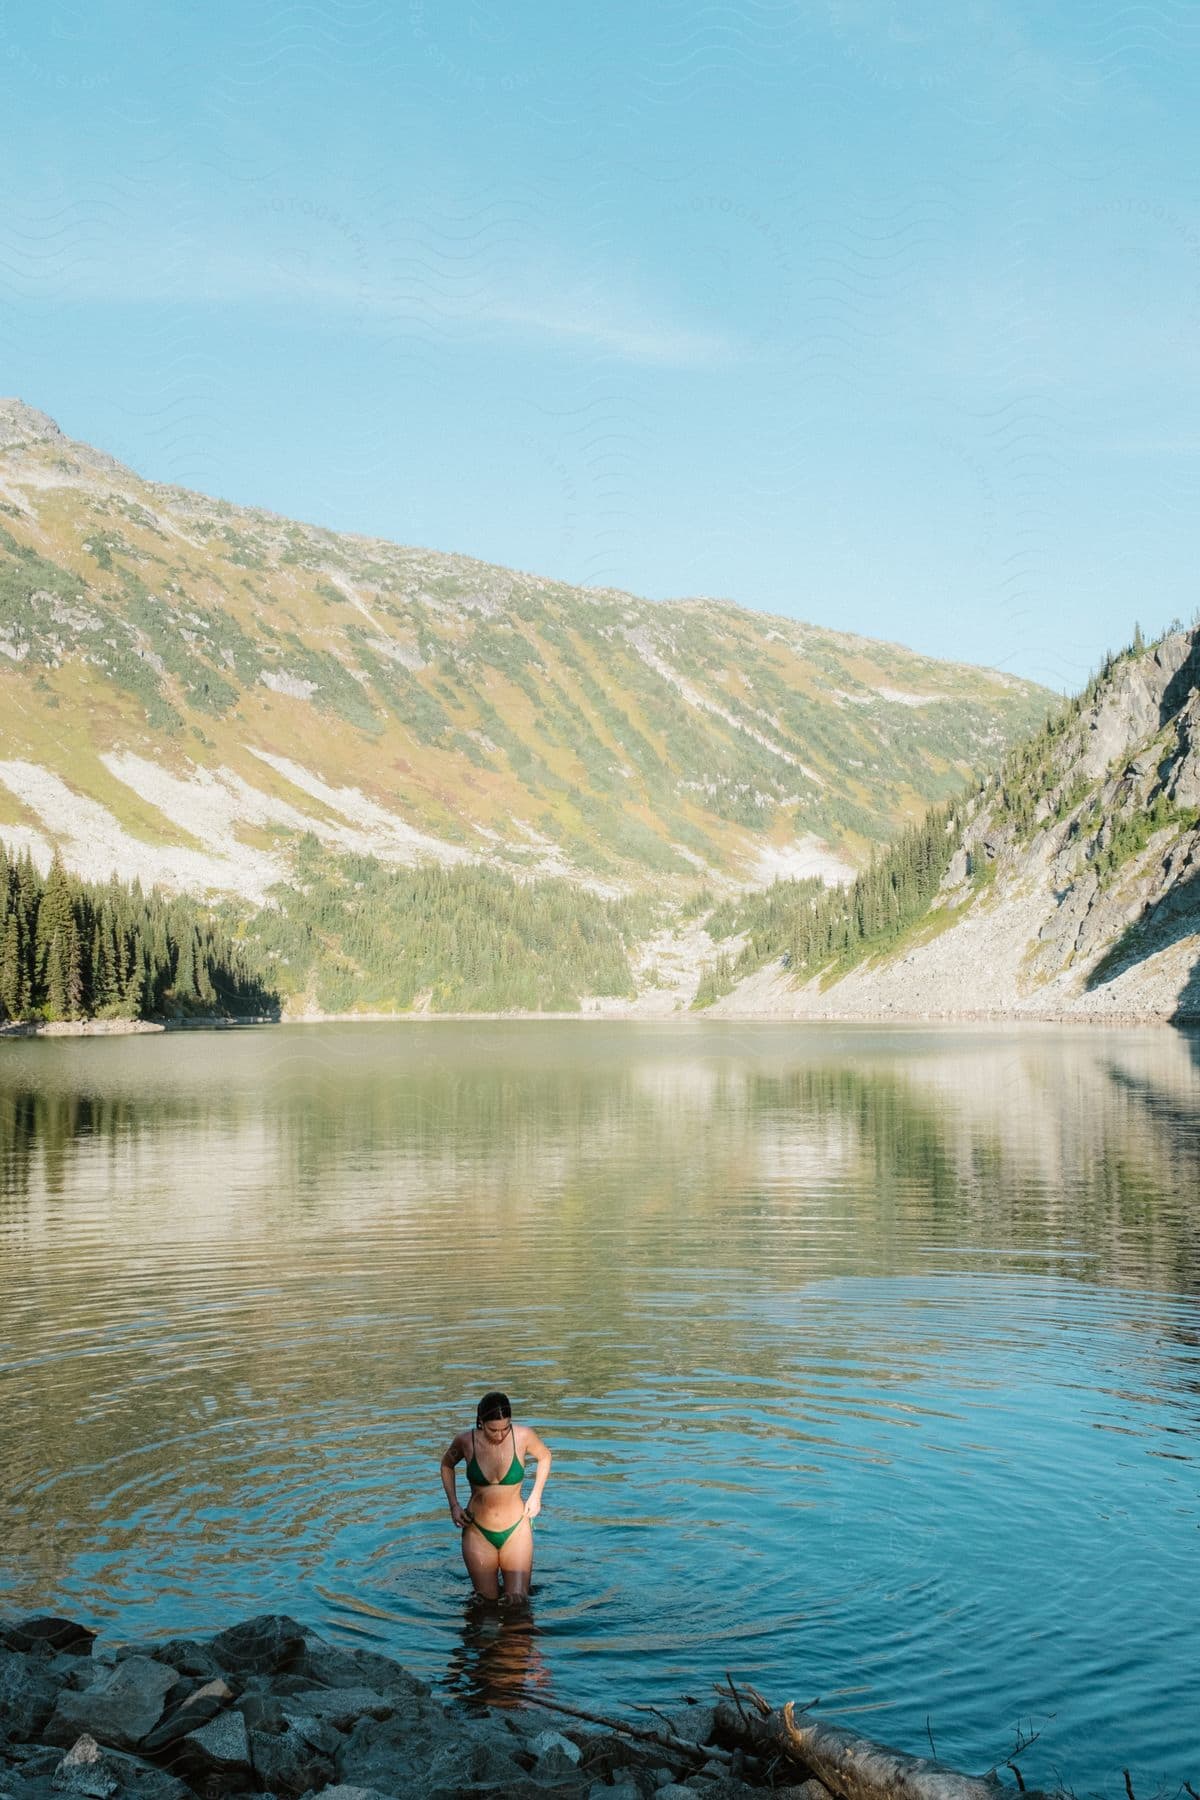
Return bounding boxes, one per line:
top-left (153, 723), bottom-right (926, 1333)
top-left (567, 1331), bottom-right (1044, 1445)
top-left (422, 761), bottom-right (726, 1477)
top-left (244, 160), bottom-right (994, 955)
top-left (2, 1022), bottom-right (1198, 1793)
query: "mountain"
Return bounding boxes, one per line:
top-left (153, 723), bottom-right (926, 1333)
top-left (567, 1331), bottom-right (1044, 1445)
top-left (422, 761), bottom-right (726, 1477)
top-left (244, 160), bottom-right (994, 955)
top-left (708, 626), bottom-right (1200, 1022)
top-left (0, 400), bottom-right (1050, 917)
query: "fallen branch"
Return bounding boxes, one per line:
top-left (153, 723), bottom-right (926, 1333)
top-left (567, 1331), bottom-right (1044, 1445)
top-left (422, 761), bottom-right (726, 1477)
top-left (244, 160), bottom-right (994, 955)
top-left (522, 1692), bottom-right (733, 1768)
top-left (716, 1689), bottom-right (1055, 1800)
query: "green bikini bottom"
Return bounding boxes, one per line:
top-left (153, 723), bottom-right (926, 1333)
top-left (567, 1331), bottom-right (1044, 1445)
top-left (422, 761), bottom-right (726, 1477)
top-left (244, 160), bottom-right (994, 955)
top-left (463, 1511), bottom-right (528, 1551)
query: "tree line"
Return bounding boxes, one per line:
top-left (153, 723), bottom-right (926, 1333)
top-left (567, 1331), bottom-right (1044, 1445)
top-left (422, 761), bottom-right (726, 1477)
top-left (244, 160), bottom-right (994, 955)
top-left (0, 843), bottom-right (277, 1024)
top-left (702, 800), bottom-right (965, 1002)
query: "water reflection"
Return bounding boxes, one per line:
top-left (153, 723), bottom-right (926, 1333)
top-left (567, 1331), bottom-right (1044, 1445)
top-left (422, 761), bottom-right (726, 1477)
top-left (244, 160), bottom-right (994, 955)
top-left (445, 1594), bottom-right (550, 1712)
top-left (1, 1022), bottom-right (1198, 1795)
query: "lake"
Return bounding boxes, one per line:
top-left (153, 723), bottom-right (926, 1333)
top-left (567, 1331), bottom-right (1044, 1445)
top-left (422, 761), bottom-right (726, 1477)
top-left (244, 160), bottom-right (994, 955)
top-left (1, 1021), bottom-right (1197, 1793)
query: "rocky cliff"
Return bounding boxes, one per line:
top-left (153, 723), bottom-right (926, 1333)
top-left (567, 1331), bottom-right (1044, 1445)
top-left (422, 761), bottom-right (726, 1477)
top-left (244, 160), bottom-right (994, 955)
top-left (712, 628), bottom-right (1200, 1022)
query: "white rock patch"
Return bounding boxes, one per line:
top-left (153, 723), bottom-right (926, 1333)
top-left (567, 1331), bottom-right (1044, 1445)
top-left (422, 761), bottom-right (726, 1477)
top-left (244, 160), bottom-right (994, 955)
top-left (0, 760), bottom-right (288, 901)
top-left (751, 836), bottom-right (855, 887)
top-left (245, 749), bottom-right (473, 865)
top-left (873, 687), bottom-right (942, 706)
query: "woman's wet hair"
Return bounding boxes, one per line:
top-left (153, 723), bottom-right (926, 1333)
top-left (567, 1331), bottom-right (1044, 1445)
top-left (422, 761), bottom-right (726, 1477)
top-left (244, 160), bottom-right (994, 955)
top-left (476, 1391), bottom-right (512, 1425)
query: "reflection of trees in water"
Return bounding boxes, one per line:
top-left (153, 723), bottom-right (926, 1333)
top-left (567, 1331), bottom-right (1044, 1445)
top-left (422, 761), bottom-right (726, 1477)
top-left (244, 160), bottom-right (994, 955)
top-left (443, 1594), bottom-right (549, 1712)
top-left (760, 1040), bottom-right (1200, 1295)
top-left (0, 1087), bottom-right (145, 1205)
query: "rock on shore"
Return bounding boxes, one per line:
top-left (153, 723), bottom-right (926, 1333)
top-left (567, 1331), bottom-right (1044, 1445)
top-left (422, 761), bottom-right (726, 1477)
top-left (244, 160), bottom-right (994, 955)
top-left (0, 1612), bottom-right (819, 1800)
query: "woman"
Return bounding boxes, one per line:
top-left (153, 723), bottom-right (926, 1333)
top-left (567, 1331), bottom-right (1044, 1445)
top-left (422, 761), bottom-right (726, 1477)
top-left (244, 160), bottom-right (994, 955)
top-left (441, 1392), bottom-right (552, 1601)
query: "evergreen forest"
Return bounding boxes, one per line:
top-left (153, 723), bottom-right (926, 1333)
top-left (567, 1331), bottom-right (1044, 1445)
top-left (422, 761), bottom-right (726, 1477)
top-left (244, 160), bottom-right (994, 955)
top-left (0, 842), bottom-right (277, 1024)
top-left (240, 836), bottom-right (642, 1015)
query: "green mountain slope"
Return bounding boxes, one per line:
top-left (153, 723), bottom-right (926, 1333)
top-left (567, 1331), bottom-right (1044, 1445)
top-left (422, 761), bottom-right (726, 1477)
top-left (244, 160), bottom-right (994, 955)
top-left (0, 399), bottom-right (1051, 912)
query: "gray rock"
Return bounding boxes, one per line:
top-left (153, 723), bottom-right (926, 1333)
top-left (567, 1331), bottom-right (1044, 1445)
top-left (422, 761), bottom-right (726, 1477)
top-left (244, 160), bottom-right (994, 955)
top-left (137, 1678), bottom-right (233, 1755)
top-left (293, 1639), bottom-right (430, 1700)
top-left (422, 1734), bottom-right (532, 1796)
top-left (654, 1703), bottom-right (718, 1751)
top-left (49, 1735), bottom-right (191, 1800)
top-left (529, 1727), bottom-right (582, 1767)
top-left (46, 1658), bottom-right (94, 1695)
top-left (332, 1706), bottom-right (460, 1794)
top-left (235, 1690), bottom-right (286, 1735)
top-left (0, 1622), bottom-right (94, 1660)
top-left (119, 1642), bottom-right (221, 1684)
top-left (277, 1712), bottom-right (341, 1759)
top-left (43, 1659), bottom-right (178, 1754)
top-left (248, 1723), bottom-right (333, 1798)
top-left (209, 1614), bottom-right (307, 1676)
top-left (299, 1789), bottom-right (396, 1800)
top-left (284, 1688), bottom-right (392, 1732)
top-left (0, 1650), bottom-right (62, 1743)
top-left (170, 1708), bottom-right (250, 1785)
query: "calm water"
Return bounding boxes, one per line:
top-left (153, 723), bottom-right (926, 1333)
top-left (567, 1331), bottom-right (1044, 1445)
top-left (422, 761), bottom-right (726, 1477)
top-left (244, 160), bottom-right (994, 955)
top-left (2, 1022), bottom-right (1198, 1793)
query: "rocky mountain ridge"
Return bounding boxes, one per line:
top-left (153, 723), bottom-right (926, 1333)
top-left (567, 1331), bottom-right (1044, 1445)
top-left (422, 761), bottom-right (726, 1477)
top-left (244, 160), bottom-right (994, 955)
top-left (712, 627), bottom-right (1200, 1021)
top-left (0, 399), bottom-right (1049, 909)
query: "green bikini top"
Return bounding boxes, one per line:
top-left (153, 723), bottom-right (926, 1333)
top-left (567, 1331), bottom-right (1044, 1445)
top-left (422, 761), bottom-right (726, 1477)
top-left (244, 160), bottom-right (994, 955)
top-left (466, 1423), bottom-right (524, 1489)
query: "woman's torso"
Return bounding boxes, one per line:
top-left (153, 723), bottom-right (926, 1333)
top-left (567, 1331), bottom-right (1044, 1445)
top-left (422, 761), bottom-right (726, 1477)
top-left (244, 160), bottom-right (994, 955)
top-left (464, 1423), bottom-right (526, 1527)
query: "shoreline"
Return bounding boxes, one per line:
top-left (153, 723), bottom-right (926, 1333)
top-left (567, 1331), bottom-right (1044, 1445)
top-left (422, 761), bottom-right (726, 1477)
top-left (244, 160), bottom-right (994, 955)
top-left (0, 1607), bottom-right (1036, 1800)
top-left (2, 1006), bottom-right (1196, 1038)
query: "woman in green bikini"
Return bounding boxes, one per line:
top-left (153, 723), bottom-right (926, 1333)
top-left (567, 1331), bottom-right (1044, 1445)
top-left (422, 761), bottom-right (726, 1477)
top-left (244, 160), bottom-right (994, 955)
top-left (440, 1392), bottom-right (552, 1601)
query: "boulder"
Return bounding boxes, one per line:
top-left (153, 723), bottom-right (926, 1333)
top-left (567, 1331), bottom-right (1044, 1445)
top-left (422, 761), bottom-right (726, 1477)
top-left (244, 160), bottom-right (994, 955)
top-left (529, 1727), bottom-right (583, 1777)
top-left (275, 1712), bottom-right (341, 1760)
top-left (333, 1710), bottom-right (455, 1794)
top-left (299, 1789), bottom-right (395, 1800)
top-left (137, 1678), bottom-right (234, 1755)
top-left (421, 1734), bottom-right (532, 1797)
top-left (248, 1723), bottom-right (334, 1799)
top-left (167, 1708), bottom-right (250, 1788)
top-left (283, 1689), bottom-right (392, 1732)
top-left (46, 1658), bottom-right (95, 1695)
top-left (0, 1649), bottom-right (61, 1743)
top-left (209, 1615), bottom-right (307, 1677)
top-left (49, 1734), bottom-right (191, 1800)
top-left (43, 1659), bottom-right (177, 1754)
top-left (234, 1691), bottom-right (286, 1736)
top-left (294, 1639), bottom-right (430, 1700)
top-left (118, 1643), bottom-right (221, 1684)
top-left (0, 1621), bottom-right (95, 1660)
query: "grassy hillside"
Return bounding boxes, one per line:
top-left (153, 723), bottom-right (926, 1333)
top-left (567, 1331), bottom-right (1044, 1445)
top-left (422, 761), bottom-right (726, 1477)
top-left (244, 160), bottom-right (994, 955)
top-left (0, 400), bottom-right (1052, 907)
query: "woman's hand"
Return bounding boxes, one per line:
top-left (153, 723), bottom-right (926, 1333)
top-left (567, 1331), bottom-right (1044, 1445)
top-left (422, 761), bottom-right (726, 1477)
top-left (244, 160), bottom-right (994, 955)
top-left (524, 1495), bottom-right (542, 1520)
top-left (449, 1502), bottom-right (467, 1529)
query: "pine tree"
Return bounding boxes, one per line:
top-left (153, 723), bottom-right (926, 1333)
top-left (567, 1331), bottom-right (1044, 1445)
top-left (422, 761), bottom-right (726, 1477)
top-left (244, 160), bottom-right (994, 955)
top-left (45, 931), bottom-right (69, 1019)
top-left (0, 914), bottom-right (19, 1021)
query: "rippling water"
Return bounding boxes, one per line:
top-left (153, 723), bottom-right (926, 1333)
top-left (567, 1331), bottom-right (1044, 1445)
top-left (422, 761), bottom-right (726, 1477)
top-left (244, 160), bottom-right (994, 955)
top-left (2, 1022), bottom-right (1198, 1792)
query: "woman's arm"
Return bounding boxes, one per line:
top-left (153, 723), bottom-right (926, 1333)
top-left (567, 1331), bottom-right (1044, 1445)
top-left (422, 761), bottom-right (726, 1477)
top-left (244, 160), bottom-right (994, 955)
top-left (440, 1433), bottom-right (469, 1526)
top-left (520, 1427), bottom-right (553, 1519)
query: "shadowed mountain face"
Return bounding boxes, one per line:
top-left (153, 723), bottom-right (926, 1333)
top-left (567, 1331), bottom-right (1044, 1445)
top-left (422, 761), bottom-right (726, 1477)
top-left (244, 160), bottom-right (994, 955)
top-left (713, 626), bottom-right (1200, 1020)
top-left (0, 399), bottom-right (1050, 904)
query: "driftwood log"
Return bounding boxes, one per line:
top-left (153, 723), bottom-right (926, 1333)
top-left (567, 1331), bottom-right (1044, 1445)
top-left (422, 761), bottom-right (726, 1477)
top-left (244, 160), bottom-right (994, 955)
top-left (715, 1690), bottom-right (1052, 1800)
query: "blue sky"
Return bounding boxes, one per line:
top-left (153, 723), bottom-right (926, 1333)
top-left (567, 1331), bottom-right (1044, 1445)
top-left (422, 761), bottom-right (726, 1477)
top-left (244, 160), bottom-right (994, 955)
top-left (2, 0), bottom-right (1197, 691)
